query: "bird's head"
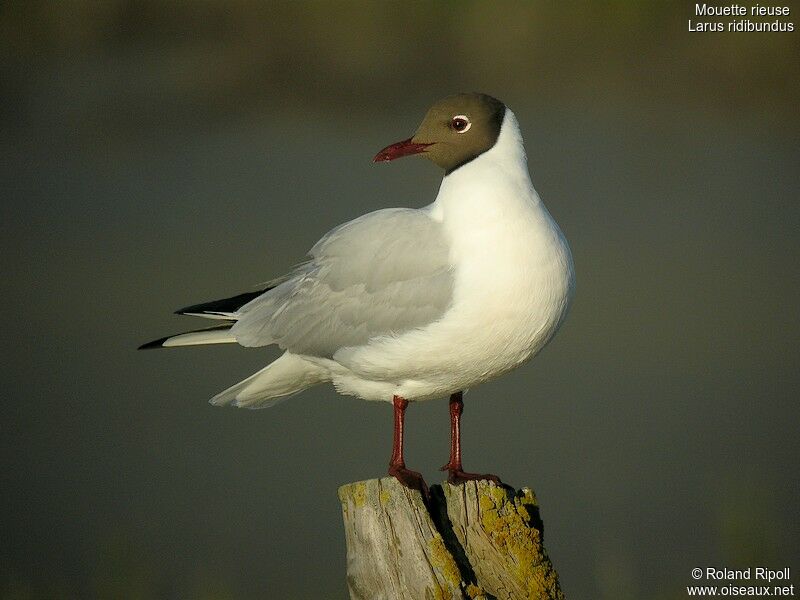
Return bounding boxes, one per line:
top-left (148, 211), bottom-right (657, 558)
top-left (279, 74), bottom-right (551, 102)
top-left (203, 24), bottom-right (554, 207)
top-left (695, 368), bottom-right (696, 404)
top-left (373, 93), bottom-right (506, 173)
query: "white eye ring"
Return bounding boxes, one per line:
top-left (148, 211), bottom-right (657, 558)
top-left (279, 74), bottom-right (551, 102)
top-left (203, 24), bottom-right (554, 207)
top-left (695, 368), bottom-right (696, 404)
top-left (451, 115), bottom-right (471, 133)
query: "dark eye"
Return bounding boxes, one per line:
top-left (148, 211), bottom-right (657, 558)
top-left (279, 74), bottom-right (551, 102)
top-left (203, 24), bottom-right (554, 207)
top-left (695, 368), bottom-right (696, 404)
top-left (451, 115), bottom-right (471, 133)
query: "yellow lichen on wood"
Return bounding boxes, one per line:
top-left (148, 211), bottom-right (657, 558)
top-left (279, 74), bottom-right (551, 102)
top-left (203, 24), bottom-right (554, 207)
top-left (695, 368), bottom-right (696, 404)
top-left (338, 481), bottom-right (369, 509)
top-left (428, 535), bottom-right (462, 589)
top-left (466, 582), bottom-right (489, 599)
top-left (473, 483), bottom-right (561, 599)
top-left (519, 487), bottom-right (537, 506)
top-left (351, 482), bottom-right (367, 508)
top-left (514, 488), bottom-right (538, 522)
top-left (479, 485), bottom-right (542, 587)
top-left (444, 481), bottom-right (563, 599)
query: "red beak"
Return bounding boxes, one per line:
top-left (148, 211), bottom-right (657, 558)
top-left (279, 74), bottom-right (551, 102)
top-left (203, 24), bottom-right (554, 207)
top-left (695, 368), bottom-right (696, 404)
top-left (373, 138), bottom-right (434, 163)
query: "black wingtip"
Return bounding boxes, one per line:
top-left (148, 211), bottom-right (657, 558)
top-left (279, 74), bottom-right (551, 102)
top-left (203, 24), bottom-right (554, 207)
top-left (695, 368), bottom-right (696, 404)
top-left (174, 289), bottom-right (270, 317)
top-left (138, 336), bottom-right (170, 350)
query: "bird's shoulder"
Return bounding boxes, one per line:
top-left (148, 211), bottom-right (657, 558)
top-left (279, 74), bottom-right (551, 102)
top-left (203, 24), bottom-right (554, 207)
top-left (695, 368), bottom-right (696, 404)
top-left (306, 207), bottom-right (451, 286)
top-left (310, 207), bottom-right (446, 258)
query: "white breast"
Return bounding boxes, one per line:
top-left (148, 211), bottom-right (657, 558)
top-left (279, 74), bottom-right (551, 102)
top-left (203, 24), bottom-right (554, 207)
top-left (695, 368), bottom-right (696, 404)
top-left (332, 110), bottom-right (575, 401)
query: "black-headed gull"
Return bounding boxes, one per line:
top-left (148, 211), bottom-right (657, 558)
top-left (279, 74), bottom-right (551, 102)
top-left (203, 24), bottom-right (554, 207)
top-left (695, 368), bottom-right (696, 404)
top-left (141, 93), bottom-right (575, 493)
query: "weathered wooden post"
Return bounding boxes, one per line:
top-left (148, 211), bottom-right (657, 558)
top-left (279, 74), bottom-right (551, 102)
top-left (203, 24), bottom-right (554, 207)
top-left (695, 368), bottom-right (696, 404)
top-left (338, 478), bottom-right (565, 600)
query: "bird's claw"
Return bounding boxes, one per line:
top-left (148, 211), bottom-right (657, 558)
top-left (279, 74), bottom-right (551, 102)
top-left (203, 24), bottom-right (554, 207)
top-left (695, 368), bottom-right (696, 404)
top-left (440, 464), bottom-right (502, 485)
top-left (389, 465), bottom-right (430, 499)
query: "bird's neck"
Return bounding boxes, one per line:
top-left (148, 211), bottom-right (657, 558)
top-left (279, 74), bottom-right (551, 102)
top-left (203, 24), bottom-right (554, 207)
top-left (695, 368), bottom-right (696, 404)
top-left (444, 109), bottom-right (533, 192)
top-left (430, 109), bottom-right (540, 221)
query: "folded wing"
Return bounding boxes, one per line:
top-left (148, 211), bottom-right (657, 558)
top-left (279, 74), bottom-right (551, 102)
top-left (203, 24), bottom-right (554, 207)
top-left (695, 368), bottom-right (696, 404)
top-left (231, 208), bottom-right (454, 358)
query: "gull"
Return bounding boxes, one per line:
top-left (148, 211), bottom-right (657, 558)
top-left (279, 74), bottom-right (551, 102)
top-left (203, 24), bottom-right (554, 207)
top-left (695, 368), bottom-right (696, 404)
top-left (140, 93), bottom-right (575, 493)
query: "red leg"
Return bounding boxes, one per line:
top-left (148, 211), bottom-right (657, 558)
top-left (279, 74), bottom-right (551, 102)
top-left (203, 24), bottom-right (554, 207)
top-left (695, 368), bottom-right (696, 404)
top-left (388, 395), bottom-right (428, 496)
top-left (440, 391), bottom-right (501, 484)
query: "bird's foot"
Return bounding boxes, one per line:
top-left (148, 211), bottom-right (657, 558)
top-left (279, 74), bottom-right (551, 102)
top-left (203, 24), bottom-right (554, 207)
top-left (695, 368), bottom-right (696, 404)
top-left (440, 463), bottom-right (502, 485)
top-left (388, 464), bottom-right (430, 499)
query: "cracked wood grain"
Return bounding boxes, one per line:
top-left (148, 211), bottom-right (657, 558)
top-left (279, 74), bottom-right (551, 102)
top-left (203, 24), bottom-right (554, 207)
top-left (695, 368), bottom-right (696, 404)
top-left (338, 478), bottom-right (565, 600)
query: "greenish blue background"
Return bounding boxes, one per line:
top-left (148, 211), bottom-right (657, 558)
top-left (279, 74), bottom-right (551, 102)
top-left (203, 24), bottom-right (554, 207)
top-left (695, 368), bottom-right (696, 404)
top-left (2, 2), bottom-right (798, 598)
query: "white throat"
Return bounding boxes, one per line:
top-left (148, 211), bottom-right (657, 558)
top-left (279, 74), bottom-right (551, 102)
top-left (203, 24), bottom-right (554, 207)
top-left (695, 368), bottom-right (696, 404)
top-left (428, 108), bottom-right (541, 223)
top-left (445, 108), bottom-right (530, 188)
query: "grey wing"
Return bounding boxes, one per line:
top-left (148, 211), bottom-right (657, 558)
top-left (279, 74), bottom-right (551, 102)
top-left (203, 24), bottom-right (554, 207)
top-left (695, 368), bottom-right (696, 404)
top-left (230, 208), bottom-right (454, 357)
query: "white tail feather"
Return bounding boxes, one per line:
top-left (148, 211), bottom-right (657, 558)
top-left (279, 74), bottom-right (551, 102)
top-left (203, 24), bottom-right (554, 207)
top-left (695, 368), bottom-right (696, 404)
top-left (161, 329), bottom-right (237, 347)
top-left (178, 311), bottom-right (239, 320)
top-left (210, 353), bottom-right (327, 409)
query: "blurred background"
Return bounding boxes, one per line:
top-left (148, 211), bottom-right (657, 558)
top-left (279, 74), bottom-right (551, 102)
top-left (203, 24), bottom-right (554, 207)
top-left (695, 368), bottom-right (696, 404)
top-left (1, 2), bottom-right (798, 598)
